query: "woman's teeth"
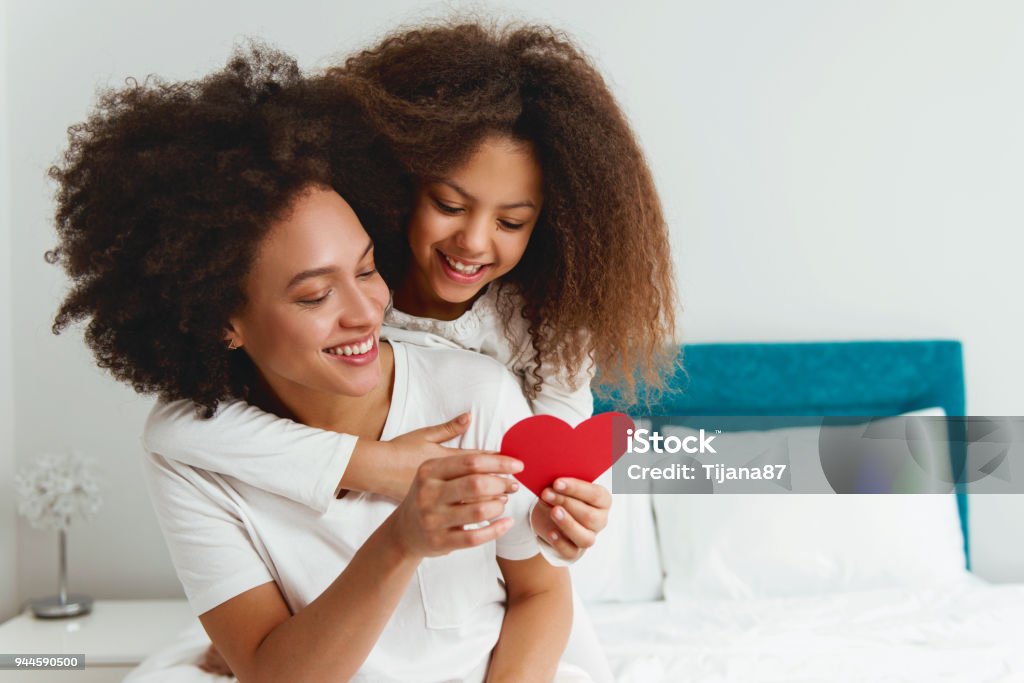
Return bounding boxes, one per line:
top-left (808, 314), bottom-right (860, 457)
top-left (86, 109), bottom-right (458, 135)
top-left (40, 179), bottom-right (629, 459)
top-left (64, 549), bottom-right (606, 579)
top-left (325, 337), bottom-right (374, 356)
top-left (443, 254), bottom-right (484, 274)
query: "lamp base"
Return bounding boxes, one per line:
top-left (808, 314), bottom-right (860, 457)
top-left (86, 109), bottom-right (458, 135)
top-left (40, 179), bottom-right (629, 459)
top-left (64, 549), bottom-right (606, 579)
top-left (31, 594), bottom-right (93, 619)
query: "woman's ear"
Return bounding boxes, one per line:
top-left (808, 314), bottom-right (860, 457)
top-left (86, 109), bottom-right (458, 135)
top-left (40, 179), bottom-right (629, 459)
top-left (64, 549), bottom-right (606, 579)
top-left (224, 322), bottom-right (243, 351)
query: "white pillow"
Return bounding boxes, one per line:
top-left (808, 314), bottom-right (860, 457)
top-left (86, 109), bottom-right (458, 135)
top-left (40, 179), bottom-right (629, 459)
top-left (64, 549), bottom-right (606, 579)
top-left (570, 471), bottom-right (663, 603)
top-left (570, 422), bottom-right (663, 603)
top-left (653, 409), bottom-right (968, 601)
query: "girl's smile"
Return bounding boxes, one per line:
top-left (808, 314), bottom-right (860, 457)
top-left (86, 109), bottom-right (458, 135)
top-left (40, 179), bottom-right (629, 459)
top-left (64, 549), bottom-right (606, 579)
top-left (395, 135), bottom-right (544, 321)
top-left (436, 249), bottom-right (492, 284)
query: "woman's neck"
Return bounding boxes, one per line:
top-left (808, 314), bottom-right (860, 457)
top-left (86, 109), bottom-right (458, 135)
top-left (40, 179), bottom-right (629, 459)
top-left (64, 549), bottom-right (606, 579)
top-left (250, 343), bottom-right (396, 440)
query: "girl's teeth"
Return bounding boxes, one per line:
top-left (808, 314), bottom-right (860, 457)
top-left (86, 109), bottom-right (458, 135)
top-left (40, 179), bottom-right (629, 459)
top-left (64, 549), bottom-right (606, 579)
top-left (444, 254), bottom-right (483, 274)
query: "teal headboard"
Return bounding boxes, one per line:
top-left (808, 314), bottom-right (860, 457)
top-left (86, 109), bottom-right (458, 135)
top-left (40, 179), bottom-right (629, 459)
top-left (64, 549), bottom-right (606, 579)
top-left (595, 340), bottom-right (970, 567)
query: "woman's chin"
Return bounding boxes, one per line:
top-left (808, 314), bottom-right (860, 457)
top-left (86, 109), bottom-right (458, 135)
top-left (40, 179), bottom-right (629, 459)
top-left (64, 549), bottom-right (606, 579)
top-left (336, 367), bottom-right (382, 398)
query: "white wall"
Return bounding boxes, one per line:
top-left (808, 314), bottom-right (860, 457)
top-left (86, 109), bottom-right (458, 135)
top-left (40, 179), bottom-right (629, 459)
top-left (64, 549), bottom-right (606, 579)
top-left (5, 0), bottom-right (1023, 608)
top-left (0, 0), bottom-right (19, 622)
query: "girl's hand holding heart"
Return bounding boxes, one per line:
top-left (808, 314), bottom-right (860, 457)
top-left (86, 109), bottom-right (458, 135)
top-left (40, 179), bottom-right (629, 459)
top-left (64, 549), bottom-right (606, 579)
top-left (530, 478), bottom-right (611, 561)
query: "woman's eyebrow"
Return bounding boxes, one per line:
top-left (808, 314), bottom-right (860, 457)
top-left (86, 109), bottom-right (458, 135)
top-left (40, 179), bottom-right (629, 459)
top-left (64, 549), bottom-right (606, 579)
top-left (287, 266), bottom-right (337, 289)
top-left (286, 241), bottom-right (373, 289)
top-left (438, 180), bottom-right (537, 210)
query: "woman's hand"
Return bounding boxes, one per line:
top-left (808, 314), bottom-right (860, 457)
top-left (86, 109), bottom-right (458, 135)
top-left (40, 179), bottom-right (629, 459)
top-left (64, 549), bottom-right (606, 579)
top-left (388, 454), bottom-right (524, 558)
top-left (198, 643), bottom-right (233, 677)
top-left (349, 413), bottom-right (498, 500)
top-left (530, 478), bottom-right (612, 561)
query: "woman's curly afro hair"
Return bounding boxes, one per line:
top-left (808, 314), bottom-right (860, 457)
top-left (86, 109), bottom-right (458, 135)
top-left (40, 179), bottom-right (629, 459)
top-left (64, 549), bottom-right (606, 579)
top-left (49, 45), bottom-right (401, 416)
top-left (329, 20), bottom-right (679, 401)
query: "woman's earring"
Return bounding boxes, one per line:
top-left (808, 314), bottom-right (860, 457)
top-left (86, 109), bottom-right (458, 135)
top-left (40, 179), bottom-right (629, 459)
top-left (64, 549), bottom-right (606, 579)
top-left (226, 339), bottom-right (239, 351)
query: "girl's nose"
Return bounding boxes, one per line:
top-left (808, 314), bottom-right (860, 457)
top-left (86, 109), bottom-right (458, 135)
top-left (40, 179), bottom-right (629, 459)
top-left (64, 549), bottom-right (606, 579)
top-left (454, 214), bottom-right (491, 256)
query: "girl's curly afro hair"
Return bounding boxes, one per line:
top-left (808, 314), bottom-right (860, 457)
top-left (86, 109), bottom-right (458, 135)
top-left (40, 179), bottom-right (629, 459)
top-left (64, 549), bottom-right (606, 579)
top-left (329, 21), bottom-right (680, 401)
top-left (49, 45), bottom-right (402, 416)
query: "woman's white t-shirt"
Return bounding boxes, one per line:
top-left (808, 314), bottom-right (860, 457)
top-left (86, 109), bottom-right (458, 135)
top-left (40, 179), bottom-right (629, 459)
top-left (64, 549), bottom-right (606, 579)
top-left (144, 286), bottom-right (594, 514)
top-left (143, 341), bottom-right (540, 682)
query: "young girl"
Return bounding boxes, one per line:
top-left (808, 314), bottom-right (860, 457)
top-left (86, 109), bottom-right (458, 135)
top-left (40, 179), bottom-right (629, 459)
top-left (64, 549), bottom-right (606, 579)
top-left (144, 21), bottom-right (678, 682)
top-left (51, 47), bottom-right (581, 682)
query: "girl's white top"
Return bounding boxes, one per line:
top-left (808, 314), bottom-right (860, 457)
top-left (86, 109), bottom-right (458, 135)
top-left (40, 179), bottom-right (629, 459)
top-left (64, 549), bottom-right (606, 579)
top-left (383, 284), bottom-right (594, 424)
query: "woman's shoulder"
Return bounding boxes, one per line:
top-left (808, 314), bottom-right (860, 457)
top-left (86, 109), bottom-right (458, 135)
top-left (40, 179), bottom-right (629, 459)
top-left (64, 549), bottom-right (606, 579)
top-left (393, 338), bottom-right (513, 383)
top-left (392, 340), bottom-right (527, 420)
top-left (143, 398), bottom-right (205, 451)
top-left (388, 340), bottom-right (532, 445)
top-left (145, 398), bottom-right (242, 444)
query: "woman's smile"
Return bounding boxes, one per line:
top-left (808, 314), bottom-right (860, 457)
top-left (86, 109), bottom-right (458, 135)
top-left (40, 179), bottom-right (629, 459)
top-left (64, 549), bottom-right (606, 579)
top-left (227, 187), bottom-right (391, 408)
top-left (323, 334), bottom-right (379, 365)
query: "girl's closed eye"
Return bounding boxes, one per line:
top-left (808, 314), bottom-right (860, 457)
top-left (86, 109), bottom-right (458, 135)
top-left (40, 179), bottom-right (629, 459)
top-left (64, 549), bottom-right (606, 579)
top-left (498, 219), bottom-right (525, 230)
top-left (432, 197), bottom-right (464, 215)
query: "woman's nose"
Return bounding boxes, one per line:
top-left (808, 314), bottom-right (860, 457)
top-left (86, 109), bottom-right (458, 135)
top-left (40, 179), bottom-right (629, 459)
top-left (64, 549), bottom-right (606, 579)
top-left (337, 283), bottom-right (382, 329)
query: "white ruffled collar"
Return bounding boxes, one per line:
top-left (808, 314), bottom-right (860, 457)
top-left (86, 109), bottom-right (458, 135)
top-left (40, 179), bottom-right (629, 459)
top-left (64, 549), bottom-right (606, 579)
top-left (384, 285), bottom-right (502, 340)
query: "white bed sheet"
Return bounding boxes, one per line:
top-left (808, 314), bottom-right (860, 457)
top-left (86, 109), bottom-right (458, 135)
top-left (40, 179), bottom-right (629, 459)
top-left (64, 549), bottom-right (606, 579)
top-left (591, 576), bottom-right (1024, 683)
top-left (127, 577), bottom-right (1024, 683)
top-left (124, 622), bottom-right (219, 683)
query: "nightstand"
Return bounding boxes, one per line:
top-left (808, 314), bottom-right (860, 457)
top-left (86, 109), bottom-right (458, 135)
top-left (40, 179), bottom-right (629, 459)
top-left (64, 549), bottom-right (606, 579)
top-left (0, 599), bottom-right (194, 682)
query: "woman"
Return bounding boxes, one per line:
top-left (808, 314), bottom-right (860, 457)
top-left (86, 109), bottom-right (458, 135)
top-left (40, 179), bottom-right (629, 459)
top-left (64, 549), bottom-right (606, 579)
top-left (50, 47), bottom-right (583, 682)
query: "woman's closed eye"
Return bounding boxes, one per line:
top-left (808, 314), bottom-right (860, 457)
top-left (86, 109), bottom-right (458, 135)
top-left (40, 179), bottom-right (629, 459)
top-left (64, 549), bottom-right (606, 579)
top-left (297, 290), bottom-right (332, 306)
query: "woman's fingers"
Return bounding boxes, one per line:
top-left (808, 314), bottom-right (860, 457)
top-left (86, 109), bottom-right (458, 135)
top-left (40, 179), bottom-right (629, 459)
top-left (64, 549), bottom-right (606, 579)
top-left (399, 454), bottom-right (524, 556)
top-left (450, 517), bottom-right (514, 548)
top-left (446, 496), bottom-right (510, 527)
top-left (422, 513), bottom-right (515, 552)
top-left (197, 643), bottom-right (234, 677)
top-left (436, 473), bottom-right (519, 504)
top-left (423, 453), bottom-right (524, 481)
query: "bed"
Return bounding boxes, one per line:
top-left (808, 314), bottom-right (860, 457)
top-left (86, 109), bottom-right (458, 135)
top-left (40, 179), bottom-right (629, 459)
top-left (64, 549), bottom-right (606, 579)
top-left (128, 340), bottom-right (1024, 682)
top-left (579, 340), bottom-right (1024, 682)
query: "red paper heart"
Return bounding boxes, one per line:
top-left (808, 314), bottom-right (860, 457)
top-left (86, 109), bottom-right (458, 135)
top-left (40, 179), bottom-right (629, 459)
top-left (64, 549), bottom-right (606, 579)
top-left (500, 412), bottom-right (635, 497)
